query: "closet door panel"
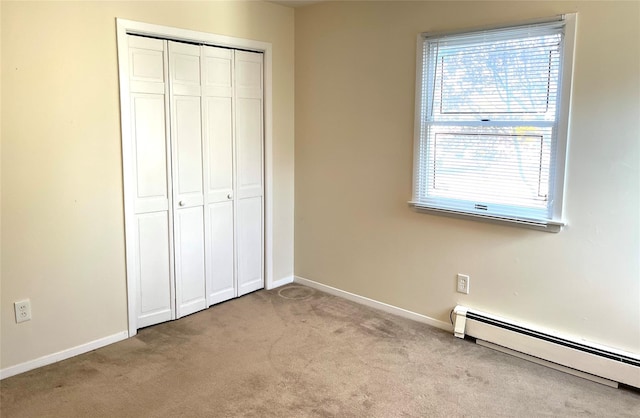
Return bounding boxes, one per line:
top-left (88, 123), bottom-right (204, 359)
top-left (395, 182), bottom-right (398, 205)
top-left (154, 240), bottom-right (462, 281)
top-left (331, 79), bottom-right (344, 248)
top-left (131, 94), bottom-right (169, 214)
top-left (172, 96), bottom-right (204, 206)
top-left (236, 196), bottom-right (263, 295)
top-left (203, 96), bottom-right (235, 306)
top-left (169, 42), bottom-right (201, 96)
top-left (235, 51), bottom-right (263, 99)
top-left (235, 51), bottom-right (264, 201)
top-left (174, 206), bottom-right (207, 317)
top-left (236, 98), bottom-right (263, 200)
top-left (203, 47), bottom-right (233, 97)
top-left (129, 36), bottom-right (166, 94)
top-left (136, 212), bottom-right (172, 328)
top-left (129, 47), bottom-right (164, 82)
top-left (205, 97), bottom-right (233, 201)
top-left (208, 201), bottom-right (235, 304)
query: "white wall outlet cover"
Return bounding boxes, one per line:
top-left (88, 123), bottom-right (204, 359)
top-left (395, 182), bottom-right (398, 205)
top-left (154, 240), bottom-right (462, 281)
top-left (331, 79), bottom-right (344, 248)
top-left (14, 299), bottom-right (32, 323)
top-left (457, 274), bottom-right (470, 294)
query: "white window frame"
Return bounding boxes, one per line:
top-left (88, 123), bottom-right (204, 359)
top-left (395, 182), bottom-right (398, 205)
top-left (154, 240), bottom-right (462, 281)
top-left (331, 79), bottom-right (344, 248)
top-left (410, 14), bottom-right (577, 232)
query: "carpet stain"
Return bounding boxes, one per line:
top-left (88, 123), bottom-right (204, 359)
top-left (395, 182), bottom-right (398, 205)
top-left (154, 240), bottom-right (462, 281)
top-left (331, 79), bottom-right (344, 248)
top-left (359, 317), bottom-right (397, 338)
top-left (333, 326), bottom-right (346, 334)
top-left (464, 369), bottom-right (487, 384)
top-left (564, 400), bottom-right (595, 415)
top-left (246, 373), bottom-right (270, 392)
top-left (278, 285), bottom-right (316, 300)
top-left (312, 296), bottom-right (361, 318)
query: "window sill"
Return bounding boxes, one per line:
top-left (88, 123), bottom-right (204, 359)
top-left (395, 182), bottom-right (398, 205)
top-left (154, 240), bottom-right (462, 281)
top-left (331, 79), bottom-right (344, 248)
top-left (408, 201), bottom-right (565, 233)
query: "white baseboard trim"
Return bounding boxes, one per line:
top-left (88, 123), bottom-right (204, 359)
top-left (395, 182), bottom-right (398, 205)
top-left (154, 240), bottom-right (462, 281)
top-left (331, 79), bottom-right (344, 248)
top-left (0, 331), bottom-right (129, 380)
top-left (294, 276), bottom-right (452, 332)
top-left (267, 275), bottom-right (294, 290)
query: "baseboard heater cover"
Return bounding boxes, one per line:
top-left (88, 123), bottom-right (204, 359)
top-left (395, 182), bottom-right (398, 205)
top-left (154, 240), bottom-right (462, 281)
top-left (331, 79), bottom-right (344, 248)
top-left (452, 306), bottom-right (640, 388)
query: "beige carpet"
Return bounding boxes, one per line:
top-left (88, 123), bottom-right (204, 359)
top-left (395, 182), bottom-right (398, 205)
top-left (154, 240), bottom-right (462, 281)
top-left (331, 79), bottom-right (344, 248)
top-left (1, 284), bottom-right (638, 417)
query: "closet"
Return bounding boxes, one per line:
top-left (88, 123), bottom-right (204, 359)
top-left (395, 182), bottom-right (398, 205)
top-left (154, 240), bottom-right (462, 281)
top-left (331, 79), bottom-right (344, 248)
top-left (125, 35), bottom-right (264, 329)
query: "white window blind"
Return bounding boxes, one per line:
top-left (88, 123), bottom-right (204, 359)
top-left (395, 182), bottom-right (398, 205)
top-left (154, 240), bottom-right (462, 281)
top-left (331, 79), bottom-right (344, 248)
top-left (412, 16), bottom-right (576, 231)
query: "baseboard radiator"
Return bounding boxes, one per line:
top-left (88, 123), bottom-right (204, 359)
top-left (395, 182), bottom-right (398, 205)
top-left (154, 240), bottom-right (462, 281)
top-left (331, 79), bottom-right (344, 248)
top-left (453, 306), bottom-right (640, 389)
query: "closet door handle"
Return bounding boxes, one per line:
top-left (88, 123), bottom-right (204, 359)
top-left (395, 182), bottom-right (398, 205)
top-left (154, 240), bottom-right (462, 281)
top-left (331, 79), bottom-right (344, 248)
top-left (178, 201), bottom-right (185, 207)
top-left (227, 193), bottom-right (233, 200)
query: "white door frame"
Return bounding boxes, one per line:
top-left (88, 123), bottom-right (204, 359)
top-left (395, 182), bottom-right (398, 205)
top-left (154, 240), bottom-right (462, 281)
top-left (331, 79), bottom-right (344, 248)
top-left (116, 18), bottom-right (275, 337)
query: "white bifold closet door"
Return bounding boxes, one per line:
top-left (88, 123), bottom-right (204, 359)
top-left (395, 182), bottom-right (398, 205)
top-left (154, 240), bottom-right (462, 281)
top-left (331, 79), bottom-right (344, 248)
top-left (202, 46), bottom-right (236, 305)
top-left (126, 35), bottom-right (264, 329)
top-left (127, 36), bottom-right (174, 329)
top-left (234, 50), bottom-right (264, 297)
top-left (169, 41), bottom-right (207, 318)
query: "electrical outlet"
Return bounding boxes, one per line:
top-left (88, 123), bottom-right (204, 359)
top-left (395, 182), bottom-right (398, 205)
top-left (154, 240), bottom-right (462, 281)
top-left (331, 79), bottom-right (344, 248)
top-left (14, 299), bottom-right (32, 323)
top-left (457, 274), bottom-right (470, 294)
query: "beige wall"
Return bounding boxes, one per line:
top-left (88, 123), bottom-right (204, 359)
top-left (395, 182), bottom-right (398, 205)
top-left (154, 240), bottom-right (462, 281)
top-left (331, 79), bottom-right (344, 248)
top-left (1, 0), bottom-right (294, 370)
top-left (295, 1), bottom-right (639, 353)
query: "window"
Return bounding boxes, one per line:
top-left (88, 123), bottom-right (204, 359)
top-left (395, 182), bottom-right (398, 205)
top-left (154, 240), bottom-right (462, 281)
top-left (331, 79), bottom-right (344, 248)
top-left (412, 15), bottom-right (577, 232)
